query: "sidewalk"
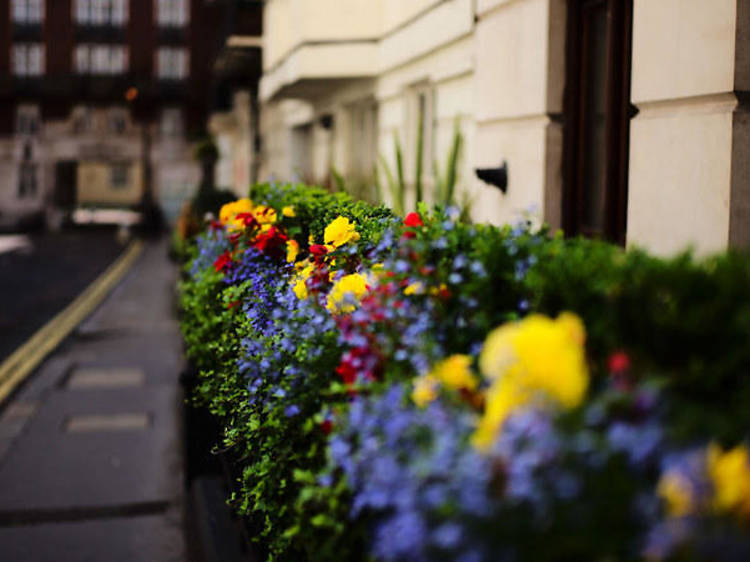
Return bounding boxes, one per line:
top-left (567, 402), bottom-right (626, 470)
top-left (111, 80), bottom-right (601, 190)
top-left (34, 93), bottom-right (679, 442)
top-left (0, 239), bottom-right (186, 561)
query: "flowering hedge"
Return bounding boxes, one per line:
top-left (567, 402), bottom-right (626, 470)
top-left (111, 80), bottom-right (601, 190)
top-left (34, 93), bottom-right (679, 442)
top-left (179, 182), bottom-right (750, 562)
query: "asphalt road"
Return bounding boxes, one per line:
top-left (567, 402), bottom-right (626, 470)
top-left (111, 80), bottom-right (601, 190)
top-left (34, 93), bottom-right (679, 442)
top-left (0, 227), bottom-right (125, 363)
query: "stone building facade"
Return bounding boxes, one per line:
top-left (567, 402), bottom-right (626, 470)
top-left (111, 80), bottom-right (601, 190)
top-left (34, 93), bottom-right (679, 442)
top-left (258, 0), bottom-right (750, 255)
top-left (0, 0), bottom-right (261, 228)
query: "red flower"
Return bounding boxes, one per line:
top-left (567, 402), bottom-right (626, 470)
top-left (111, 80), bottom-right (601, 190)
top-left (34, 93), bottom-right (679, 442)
top-left (335, 361), bottom-right (357, 386)
top-left (309, 244), bottom-right (330, 256)
top-left (252, 226), bottom-right (288, 256)
top-left (209, 220), bottom-right (223, 231)
top-left (226, 300), bottom-right (241, 310)
top-left (608, 350), bottom-right (632, 391)
top-left (404, 212), bottom-right (424, 227)
top-left (401, 231), bottom-right (416, 240)
top-left (213, 251), bottom-right (233, 272)
top-left (320, 419), bottom-right (333, 435)
top-left (235, 212), bottom-right (258, 228)
top-left (608, 350), bottom-right (631, 374)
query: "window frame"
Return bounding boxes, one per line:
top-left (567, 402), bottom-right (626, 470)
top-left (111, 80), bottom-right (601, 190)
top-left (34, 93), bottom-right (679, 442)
top-left (156, 0), bottom-right (189, 28)
top-left (156, 47), bottom-right (189, 80)
top-left (562, 0), bottom-right (633, 245)
top-left (110, 163), bottom-right (129, 189)
top-left (15, 104), bottom-right (41, 135)
top-left (18, 162), bottom-right (38, 198)
top-left (73, 0), bottom-right (128, 26)
top-left (12, 43), bottom-right (45, 76)
top-left (74, 43), bottom-right (128, 75)
top-left (159, 107), bottom-right (184, 137)
top-left (12, 0), bottom-right (44, 24)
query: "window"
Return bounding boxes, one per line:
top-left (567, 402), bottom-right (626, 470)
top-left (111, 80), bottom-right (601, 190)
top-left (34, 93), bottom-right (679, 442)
top-left (12, 0), bottom-right (44, 23)
top-left (74, 0), bottom-right (128, 26)
top-left (156, 0), bottom-right (188, 27)
top-left (15, 105), bottom-right (40, 135)
top-left (563, 0), bottom-right (633, 244)
top-left (18, 163), bottom-right (38, 198)
top-left (110, 163), bottom-right (129, 189)
top-left (160, 108), bottom-right (184, 137)
top-left (108, 108), bottom-right (128, 134)
top-left (12, 43), bottom-right (44, 76)
top-left (156, 48), bottom-right (189, 79)
top-left (75, 44), bottom-right (128, 74)
top-left (72, 106), bottom-right (92, 133)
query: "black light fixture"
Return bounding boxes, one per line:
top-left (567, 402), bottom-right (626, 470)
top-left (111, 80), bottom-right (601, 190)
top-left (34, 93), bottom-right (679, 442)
top-left (319, 114), bottom-right (334, 130)
top-left (475, 161), bottom-right (508, 193)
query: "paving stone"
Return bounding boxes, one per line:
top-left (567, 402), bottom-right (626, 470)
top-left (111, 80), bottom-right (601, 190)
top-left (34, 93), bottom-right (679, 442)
top-left (0, 512), bottom-right (185, 562)
top-left (0, 385), bottom-right (181, 514)
top-left (66, 412), bottom-right (150, 432)
top-left (0, 419), bottom-right (27, 440)
top-left (65, 333), bottom-right (186, 386)
top-left (0, 239), bottom-right (186, 559)
top-left (66, 367), bottom-right (144, 389)
top-left (1, 402), bottom-right (39, 421)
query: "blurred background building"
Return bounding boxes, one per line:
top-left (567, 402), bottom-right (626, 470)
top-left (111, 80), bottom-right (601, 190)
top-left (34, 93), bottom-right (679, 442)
top-left (1, 0), bottom-right (747, 257)
top-left (256, 0), bottom-right (749, 256)
top-left (0, 0), bottom-right (261, 228)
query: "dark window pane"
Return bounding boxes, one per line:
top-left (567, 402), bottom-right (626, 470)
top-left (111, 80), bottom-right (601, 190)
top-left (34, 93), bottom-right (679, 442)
top-left (580, 1), bottom-right (608, 235)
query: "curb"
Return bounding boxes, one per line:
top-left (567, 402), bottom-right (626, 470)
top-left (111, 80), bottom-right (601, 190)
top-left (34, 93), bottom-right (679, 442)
top-left (0, 240), bottom-right (144, 406)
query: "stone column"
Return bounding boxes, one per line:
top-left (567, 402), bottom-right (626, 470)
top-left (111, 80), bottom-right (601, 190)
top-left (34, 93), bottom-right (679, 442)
top-left (627, 0), bottom-right (750, 255)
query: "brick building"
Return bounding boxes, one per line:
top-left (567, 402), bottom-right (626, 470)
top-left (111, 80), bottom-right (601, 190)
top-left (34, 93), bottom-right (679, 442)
top-left (0, 0), bottom-right (261, 228)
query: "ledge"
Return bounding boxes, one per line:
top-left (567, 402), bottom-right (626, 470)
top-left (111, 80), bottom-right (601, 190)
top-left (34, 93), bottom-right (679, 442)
top-left (259, 40), bottom-right (378, 102)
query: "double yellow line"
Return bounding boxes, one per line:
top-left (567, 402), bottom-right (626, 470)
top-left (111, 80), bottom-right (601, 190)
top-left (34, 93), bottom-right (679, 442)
top-left (0, 240), bottom-right (144, 405)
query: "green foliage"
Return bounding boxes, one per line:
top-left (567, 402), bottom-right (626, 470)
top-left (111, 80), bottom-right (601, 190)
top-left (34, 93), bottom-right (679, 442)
top-left (376, 134), bottom-right (407, 215)
top-left (192, 187), bottom-right (236, 218)
top-left (415, 109), bottom-right (424, 205)
top-left (433, 120), bottom-right (464, 209)
top-left (179, 182), bottom-right (750, 561)
top-left (193, 137), bottom-right (219, 162)
top-left (330, 166), bottom-right (346, 193)
top-left (526, 237), bottom-right (750, 444)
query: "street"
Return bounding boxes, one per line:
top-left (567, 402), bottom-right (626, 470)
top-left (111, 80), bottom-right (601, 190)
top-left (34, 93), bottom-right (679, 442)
top-left (0, 227), bottom-right (124, 363)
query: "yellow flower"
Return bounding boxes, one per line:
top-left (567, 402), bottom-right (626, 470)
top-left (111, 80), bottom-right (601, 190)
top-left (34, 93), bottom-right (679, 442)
top-left (291, 262), bottom-right (315, 299)
top-left (326, 273), bottom-right (368, 313)
top-left (219, 198), bottom-right (254, 231)
top-left (293, 279), bottom-right (308, 300)
top-left (286, 240), bottom-right (300, 263)
top-left (428, 283), bottom-right (447, 296)
top-left (282, 205), bottom-right (296, 217)
top-left (657, 471), bottom-right (696, 518)
top-left (707, 443), bottom-right (750, 517)
top-left (430, 354), bottom-right (477, 391)
top-left (412, 375), bottom-right (439, 407)
top-left (472, 313), bottom-right (588, 451)
top-left (253, 205), bottom-right (277, 225)
top-left (404, 281), bottom-right (424, 296)
top-left (324, 216), bottom-right (360, 248)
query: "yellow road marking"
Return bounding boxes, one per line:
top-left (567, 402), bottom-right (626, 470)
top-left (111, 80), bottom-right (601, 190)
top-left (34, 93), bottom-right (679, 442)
top-left (0, 240), bottom-right (144, 406)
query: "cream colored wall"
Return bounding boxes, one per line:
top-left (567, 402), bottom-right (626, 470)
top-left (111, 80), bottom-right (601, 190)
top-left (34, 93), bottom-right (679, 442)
top-left (209, 92), bottom-right (254, 197)
top-left (627, 0), bottom-right (744, 255)
top-left (258, 0), bottom-right (747, 255)
top-left (471, 0), bottom-right (565, 227)
top-left (263, 0), bottom-right (382, 71)
top-left (77, 162), bottom-right (142, 206)
top-left (260, 0), bottom-right (565, 225)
